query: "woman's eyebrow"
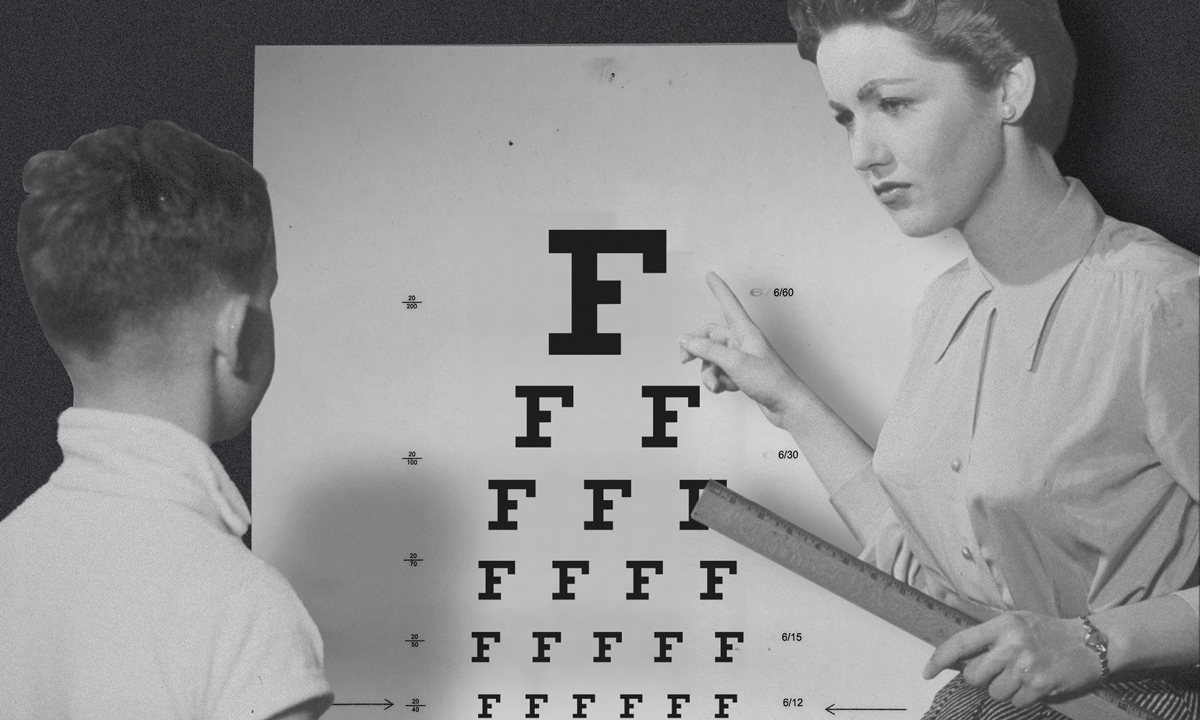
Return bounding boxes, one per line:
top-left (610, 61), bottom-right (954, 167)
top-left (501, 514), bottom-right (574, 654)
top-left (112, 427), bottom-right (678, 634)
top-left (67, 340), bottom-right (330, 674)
top-left (857, 77), bottom-right (916, 101)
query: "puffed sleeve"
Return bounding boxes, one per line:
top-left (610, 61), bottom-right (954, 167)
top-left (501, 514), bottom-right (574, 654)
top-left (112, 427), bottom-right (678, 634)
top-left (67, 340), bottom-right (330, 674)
top-left (207, 567), bottom-right (334, 718)
top-left (1141, 274), bottom-right (1199, 616)
top-left (1142, 274), bottom-right (1199, 500)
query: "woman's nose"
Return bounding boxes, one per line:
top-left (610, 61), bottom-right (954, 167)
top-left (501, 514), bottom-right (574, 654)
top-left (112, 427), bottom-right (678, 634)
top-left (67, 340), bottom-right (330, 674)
top-left (849, 123), bottom-right (891, 173)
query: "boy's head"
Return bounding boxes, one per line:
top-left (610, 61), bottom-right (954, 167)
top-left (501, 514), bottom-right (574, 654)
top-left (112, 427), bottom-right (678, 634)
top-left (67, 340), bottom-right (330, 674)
top-left (18, 121), bottom-right (277, 440)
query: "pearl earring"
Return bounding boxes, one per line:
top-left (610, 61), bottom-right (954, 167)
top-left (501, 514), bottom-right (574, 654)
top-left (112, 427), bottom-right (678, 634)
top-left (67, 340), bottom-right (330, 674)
top-left (1002, 104), bottom-right (1016, 121)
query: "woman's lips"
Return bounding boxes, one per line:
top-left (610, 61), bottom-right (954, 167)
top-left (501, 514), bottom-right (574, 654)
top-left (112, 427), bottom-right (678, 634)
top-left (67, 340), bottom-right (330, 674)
top-left (873, 181), bottom-right (911, 206)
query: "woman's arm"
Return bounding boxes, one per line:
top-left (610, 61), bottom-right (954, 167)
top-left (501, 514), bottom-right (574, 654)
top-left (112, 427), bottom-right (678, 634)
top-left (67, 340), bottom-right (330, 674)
top-left (923, 594), bottom-right (1199, 708)
top-left (679, 273), bottom-right (915, 557)
top-left (1098, 592), bottom-right (1199, 672)
top-left (678, 272), bottom-right (876, 500)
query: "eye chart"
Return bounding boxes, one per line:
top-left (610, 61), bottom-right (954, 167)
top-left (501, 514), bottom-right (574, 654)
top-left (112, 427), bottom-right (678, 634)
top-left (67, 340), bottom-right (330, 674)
top-left (252, 45), bottom-right (967, 718)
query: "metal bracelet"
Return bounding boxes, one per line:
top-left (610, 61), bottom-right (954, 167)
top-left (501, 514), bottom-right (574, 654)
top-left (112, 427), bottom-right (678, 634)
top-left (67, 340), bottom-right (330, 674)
top-left (1079, 614), bottom-right (1111, 683)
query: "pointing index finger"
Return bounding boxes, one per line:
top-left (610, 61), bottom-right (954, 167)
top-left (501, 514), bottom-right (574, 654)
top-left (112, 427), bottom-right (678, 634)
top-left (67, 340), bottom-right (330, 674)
top-left (705, 271), bottom-right (755, 331)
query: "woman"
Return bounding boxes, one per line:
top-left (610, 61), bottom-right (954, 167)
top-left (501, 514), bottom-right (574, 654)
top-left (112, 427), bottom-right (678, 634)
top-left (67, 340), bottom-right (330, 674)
top-left (679, 0), bottom-right (1199, 718)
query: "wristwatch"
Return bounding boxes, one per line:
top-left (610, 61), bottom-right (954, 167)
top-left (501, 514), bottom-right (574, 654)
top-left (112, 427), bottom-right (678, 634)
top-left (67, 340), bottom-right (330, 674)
top-left (1079, 615), bottom-right (1111, 683)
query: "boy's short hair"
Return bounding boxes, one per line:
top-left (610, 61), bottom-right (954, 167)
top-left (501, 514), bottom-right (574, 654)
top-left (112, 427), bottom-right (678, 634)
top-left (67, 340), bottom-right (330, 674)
top-left (17, 120), bottom-right (274, 359)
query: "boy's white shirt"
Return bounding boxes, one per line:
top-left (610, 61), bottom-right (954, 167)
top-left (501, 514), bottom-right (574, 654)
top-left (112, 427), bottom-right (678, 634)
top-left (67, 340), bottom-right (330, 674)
top-left (0, 407), bottom-right (331, 719)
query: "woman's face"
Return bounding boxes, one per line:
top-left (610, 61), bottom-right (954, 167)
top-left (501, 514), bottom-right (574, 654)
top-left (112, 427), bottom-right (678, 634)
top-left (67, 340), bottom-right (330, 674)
top-left (816, 24), bottom-right (1005, 237)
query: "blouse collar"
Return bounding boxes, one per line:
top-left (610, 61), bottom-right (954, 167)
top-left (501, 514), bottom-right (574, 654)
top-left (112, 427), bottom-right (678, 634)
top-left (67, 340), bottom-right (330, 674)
top-left (932, 178), bottom-right (1105, 371)
top-left (50, 407), bottom-right (252, 538)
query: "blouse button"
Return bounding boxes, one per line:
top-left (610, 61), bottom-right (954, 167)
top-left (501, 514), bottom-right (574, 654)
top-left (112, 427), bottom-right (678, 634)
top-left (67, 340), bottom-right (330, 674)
top-left (961, 546), bottom-right (973, 562)
top-left (951, 458), bottom-right (962, 472)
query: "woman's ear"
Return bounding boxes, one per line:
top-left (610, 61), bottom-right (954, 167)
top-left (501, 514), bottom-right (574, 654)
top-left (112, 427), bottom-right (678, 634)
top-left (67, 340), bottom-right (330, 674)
top-left (1000, 56), bottom-right (1036, 124)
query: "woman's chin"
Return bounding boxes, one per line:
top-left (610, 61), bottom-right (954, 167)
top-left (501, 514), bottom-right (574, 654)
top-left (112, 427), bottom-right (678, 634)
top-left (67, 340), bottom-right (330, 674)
top-left (886, 207), bottom-right (949, 239)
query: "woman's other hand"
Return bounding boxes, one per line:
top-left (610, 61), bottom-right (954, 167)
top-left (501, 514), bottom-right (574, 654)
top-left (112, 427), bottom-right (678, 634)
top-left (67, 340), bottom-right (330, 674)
top-left (678, 272), bottom-right (804, 428)
top-left (923, 611), bottom-right (1103, 708)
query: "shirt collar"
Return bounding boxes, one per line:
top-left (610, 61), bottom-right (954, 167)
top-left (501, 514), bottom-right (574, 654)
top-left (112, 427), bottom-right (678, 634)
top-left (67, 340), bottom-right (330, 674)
top-left (932, 178), bottom-right (1104, 371)
top-left (51, 407), bottom-right (252, 538)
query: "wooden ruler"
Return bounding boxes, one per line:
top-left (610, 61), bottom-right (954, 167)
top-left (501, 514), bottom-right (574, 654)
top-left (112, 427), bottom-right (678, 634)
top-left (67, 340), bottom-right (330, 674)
top-left (691, 480), bottom-right (1172, 720)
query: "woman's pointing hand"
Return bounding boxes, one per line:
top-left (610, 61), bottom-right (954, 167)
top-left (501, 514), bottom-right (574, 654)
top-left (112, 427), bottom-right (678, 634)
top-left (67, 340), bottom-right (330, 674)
top-left (679, 272), bottom-right (805, 429)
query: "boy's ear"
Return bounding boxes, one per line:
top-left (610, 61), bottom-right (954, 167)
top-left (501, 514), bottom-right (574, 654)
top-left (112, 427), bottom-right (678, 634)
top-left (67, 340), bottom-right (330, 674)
top-left (214, 293), bottom-right (252, 376)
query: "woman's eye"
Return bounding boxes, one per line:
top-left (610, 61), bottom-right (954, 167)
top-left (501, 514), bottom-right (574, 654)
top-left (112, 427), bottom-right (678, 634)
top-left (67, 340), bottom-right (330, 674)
top-left (879, 98), bottom-right (911, 115)
top-left (834, 110), bottom-right (853, 128)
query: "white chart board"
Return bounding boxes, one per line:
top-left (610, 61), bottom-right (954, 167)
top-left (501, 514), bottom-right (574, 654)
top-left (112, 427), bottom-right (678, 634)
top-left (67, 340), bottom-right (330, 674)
top-left (253, 45), bottom-right (965, 718)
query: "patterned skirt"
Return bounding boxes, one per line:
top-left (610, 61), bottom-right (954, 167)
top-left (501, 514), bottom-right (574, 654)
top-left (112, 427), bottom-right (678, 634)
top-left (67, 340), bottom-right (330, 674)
top-left (922, 668), bottom-right (1199, 720)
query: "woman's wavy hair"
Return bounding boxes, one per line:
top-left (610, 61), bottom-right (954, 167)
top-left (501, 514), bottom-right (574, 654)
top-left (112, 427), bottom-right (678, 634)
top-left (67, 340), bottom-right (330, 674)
top-left (18, 121), bottom-right (274, 359)
top-left (787, 0), bottom-right (1077, 152)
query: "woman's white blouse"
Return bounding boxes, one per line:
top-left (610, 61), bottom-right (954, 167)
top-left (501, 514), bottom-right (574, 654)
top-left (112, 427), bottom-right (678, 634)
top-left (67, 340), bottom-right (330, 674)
top-left (830, 179), bottom-right (1198, 619)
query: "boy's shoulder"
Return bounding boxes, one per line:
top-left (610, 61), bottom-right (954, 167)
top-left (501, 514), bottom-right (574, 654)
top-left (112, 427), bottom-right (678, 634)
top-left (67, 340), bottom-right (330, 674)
top-left (0, 473), bottom-right (304, 644)
top-left (0, 413), bottom-right (330, 717)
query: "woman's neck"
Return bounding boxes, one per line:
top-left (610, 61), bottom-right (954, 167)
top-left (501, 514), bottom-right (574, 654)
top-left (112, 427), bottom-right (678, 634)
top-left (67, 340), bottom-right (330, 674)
top-left (959, 141), bottom-right (1070, 286)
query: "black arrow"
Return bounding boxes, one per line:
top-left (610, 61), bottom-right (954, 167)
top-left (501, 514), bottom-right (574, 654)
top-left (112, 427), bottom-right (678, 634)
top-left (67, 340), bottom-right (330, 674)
top-left (826, 704), bottom-right (906, 715)
top-left (332, 699), bottom-right (395, 710)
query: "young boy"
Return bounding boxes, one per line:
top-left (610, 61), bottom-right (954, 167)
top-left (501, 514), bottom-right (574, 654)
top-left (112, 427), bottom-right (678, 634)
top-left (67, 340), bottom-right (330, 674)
top-left (0, 121), bottom-right (332, 719)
